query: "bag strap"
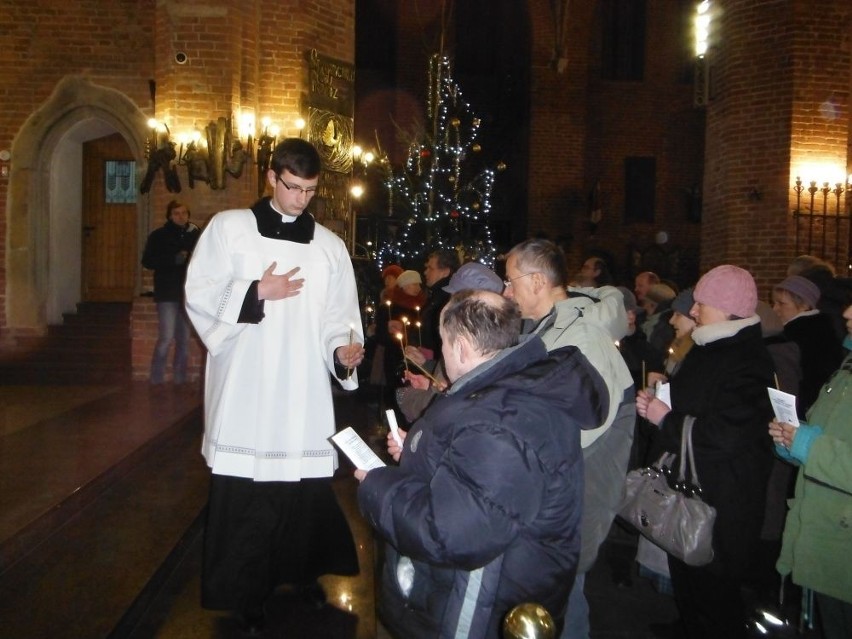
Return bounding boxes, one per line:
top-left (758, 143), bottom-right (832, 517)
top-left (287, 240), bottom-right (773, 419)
top-left (677, 415), bottom-right (703, 489)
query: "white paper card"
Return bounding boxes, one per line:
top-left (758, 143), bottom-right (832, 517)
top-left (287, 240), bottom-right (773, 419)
top-left (767, 388), bottom-right (799, 427)
top-left (655, 381), bottom-right (672, 409)
top-left (385, 409), bottom-right (404, 447)
top-left (330, 427), bottom-right (386, 471)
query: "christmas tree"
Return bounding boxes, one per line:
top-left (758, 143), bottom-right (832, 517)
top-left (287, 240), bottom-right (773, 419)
top-left (376, 54), bottom-right (503, 269)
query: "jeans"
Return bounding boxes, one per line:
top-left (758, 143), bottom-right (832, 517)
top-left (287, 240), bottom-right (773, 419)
top-left (560, 573), bottom-right (589, 639)
top-left (150, 301), bottom-right (191, 384)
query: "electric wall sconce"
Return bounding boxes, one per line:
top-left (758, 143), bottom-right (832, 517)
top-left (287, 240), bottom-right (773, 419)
top-left (141, 118), bottom-right (181, 193)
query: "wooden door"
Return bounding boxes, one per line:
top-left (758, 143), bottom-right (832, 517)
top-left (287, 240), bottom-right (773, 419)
top-left (81, 133), bottom-right (137, 301)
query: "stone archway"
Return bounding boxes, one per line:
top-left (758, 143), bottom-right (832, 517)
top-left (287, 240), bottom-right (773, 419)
top-left (6, 76), bottom-right (148, 330)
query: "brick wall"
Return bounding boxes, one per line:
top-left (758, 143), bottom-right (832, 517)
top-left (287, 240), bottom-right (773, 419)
top-left (0, 0), bottom-right (355, 381)
top-left (703, 0), bottom-right (850, 294)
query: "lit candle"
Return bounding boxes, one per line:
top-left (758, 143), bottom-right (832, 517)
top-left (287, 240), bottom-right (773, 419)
top-left (346, 323), bottom-right (355, 379)
top-left (416, 321), bottom-right (422, 346)
top-left (400, 316), bottom-right (409, 347)
top-left (396, 333), bottom-right (409, 372)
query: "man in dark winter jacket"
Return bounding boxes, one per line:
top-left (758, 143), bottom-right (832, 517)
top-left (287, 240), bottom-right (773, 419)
top-left (356, 290), bottom-right (608, 639)
top-left (141, 200), bottom-right (200, 384)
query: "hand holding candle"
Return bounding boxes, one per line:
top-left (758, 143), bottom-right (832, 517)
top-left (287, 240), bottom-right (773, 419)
top-left (395, 332), bottom-right (409, 372)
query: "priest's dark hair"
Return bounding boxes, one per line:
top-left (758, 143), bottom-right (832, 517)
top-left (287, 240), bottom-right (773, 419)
top-left (270, 138), bottom-right (321, 179)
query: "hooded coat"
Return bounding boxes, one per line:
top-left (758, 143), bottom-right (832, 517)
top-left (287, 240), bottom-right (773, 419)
top-left (358, 337), bottom-right (608, 639)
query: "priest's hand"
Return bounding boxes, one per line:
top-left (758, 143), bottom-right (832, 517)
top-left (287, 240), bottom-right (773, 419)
top-left (258, 262), bottom-right (304, 300)
top-left (335, 343), bottom-right (365, 369)
top-left (354, 469), bottom-right (368, 482)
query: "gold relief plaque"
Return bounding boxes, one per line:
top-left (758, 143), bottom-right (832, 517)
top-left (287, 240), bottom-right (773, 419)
top-left (307, 107), bottom-right (353, 174)
top-left (305, 49), bottom-right (356, 249)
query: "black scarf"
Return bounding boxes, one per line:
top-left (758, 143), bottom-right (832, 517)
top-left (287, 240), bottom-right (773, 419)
top-left (250, 196), bottom-right (315, 243)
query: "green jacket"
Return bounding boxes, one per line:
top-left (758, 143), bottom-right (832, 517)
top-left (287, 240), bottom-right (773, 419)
top-left (777, 352), bottom-right (852, 603)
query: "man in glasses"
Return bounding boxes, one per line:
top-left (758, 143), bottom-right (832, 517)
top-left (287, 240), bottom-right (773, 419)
top-left (503, 238), bottom-right (635, 639)
top-left (185, 138), bottom-right (364, 632)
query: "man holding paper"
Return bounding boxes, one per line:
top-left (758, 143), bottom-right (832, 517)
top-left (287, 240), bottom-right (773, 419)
top-left (355, 290), bottom-right (608, 638)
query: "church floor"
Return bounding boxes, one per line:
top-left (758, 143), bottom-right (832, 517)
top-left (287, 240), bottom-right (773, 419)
top-left (4, 379), bottom-right (813, 638)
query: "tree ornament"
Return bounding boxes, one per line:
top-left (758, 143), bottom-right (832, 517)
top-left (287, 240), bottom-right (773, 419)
top-left (450, 117), bottom-right (461, 127)
top-left (472, 143), bottom-right (481, 153)
top-left (420, 149), bottom-right (431, 158)
top-left (472, 202), bottom-right (480, 210)
top-left (472, 118), bottom-right (481, 127)
top-left (496, 161), bottom-right (507, 171)
top-left (450, 210), bottom-right (460, 219)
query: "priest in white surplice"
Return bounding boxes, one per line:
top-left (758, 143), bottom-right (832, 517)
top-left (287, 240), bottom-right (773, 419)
top-left (185, 138), bottom-right (365, 632)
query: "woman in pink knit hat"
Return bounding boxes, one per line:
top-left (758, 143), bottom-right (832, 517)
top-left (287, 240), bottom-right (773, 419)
top-left (636, 265), bottom-right (776, 639)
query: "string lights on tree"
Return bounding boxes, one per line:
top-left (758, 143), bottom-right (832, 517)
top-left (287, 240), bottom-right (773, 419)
top-left (376, 53), bottom-right (505, 269)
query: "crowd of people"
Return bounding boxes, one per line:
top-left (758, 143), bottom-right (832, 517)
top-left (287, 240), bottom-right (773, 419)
top-left (158, 138), bottom-right (850, 639)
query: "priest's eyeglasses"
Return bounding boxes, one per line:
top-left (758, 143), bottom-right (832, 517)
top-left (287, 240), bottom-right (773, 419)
top-left (276, 176), bottom-right (317, 195)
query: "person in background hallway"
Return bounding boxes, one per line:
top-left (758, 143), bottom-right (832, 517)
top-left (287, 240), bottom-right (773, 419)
top-left (502, 239), bottom-right (634, 639)
top-left (184, 138), bottom-right (365, 633)
top-left (141, 199), bottom-right (200, 385)
top-left (770, 301), bottom-right (852, 639)
top-left (356, 290), bottom-right (608, 638)
top-left (637, 265), bottom-right (775, 639)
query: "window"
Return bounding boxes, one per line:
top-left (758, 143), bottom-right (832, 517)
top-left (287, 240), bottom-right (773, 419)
top-left (601, 0), bottom-right (646, 81)
top-left (104, 160), bottom-right (136, 203)
top-left (624, 157), bottom-right (656, 222)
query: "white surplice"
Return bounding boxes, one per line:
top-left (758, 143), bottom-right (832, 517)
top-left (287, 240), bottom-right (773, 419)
top-left (185, 208), bottom-right (362, 481)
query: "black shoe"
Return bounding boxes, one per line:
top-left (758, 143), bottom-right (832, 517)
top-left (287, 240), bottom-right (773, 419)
top-left (296, 581), bottom-right (327, 610)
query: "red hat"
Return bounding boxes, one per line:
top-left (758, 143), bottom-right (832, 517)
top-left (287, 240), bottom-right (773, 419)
top-left (382, 264), bottom-right (404, 279)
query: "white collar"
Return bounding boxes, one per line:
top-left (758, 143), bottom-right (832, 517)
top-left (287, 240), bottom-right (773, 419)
top-left (692, 315), bottom-right (759, 345)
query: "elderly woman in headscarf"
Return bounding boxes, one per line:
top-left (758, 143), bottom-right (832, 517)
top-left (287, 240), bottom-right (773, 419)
top-left (772, 275), bottom-right (844, 417)
top-left (636, 265), bottom-right (775, 639)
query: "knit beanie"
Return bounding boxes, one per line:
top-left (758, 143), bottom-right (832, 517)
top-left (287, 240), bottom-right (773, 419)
top-left (396, 270), bottom-right (422, 288)
top-left (444, 262), bottom-right (504, 294)
top-left (774, 275), bottom-right (820, 309)
top-left (693, 265), bottom-right (758, 318)
top-left (671, 288), bottom-right (695, 316)
top-left (616, 286), bottom-right (638, 313)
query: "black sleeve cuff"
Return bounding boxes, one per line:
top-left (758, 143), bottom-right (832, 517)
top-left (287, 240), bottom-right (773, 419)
top-left (332, 349), bottom-right (349, 378)
top-left (237, 281), bottom-right (265, 324)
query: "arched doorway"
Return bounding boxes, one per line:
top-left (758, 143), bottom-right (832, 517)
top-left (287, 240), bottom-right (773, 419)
top-left (7, 76), bottom-right (147, 329)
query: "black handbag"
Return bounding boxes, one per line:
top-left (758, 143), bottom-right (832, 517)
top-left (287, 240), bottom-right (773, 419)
top-left (619, 416), bottom-right (716, 566)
